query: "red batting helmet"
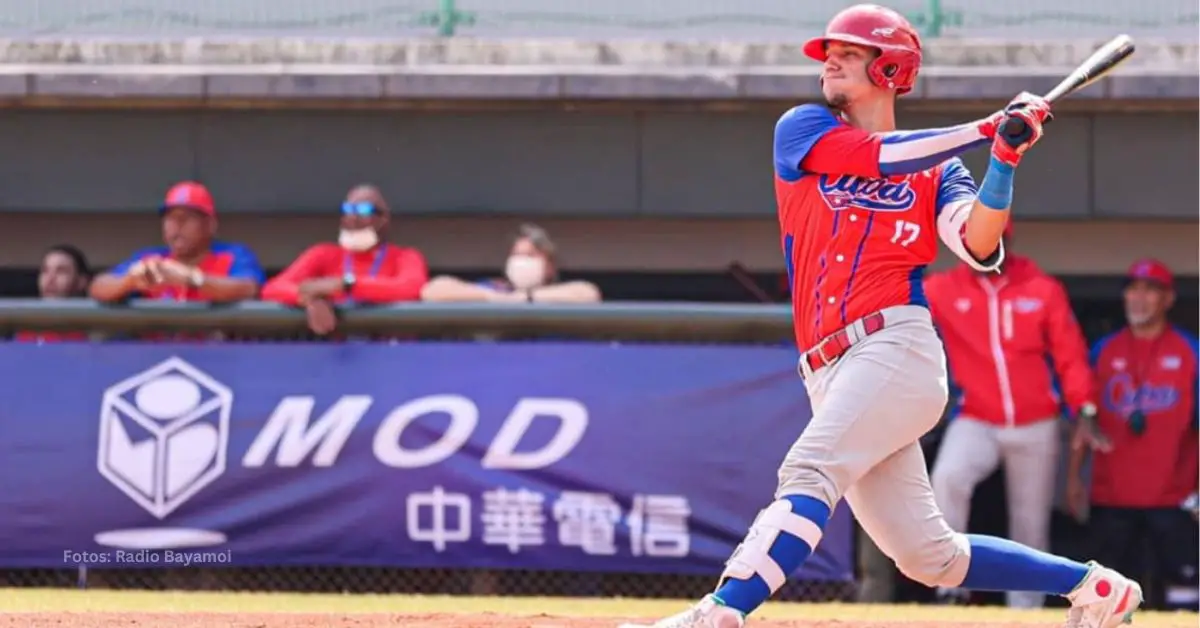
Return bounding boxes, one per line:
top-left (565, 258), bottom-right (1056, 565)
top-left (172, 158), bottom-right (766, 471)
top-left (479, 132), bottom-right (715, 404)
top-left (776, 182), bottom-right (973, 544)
top-left (803, 4), bottom-right (923, 95)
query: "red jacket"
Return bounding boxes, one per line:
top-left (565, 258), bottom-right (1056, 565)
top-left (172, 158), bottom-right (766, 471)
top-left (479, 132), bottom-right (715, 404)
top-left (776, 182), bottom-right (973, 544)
top-left (262, 243), bottom-right (428, 306)
top-left (924, 255), bottom-right (1096, 427)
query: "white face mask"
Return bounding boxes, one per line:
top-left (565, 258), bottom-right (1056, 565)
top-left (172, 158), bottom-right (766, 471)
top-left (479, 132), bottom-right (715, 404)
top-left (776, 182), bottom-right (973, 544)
top-left (339, 228), bottom-right (378, 252)
top-left (505, 255), bottom-right (546, 290)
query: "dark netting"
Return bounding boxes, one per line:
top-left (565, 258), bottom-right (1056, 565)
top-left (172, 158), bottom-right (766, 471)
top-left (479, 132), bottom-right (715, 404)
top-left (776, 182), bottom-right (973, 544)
top-left (0, 567), bottom-right (855, 601)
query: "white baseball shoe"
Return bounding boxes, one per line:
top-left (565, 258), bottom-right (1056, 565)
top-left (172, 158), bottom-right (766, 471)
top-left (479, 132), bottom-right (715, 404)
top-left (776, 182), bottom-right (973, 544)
top-left (617, 595), bottom-right (745, 628)
top-left (1063, 561), bottom-right (1143, 628)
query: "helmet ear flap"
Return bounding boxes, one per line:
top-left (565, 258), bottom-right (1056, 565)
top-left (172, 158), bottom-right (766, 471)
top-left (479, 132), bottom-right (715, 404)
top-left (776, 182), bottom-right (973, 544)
top-left (868, 49), bottom-right (920, 94)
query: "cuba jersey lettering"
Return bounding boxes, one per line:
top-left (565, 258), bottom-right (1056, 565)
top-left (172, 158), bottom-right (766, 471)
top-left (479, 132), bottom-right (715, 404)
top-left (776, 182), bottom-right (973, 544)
top-left (774, 104), bottom-right (981, 352)
top-left (817, 174), bottom-right (917, 212)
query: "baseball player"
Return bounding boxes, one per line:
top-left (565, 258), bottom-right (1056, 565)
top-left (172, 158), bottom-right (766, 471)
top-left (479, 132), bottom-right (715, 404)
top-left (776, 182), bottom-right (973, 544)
top-left (619, 5), bottom-right (1141, 628)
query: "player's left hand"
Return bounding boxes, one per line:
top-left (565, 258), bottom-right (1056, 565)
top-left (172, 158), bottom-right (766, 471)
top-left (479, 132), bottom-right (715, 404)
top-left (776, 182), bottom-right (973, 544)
top-left (151, 258), bottom-right (198, 286)
top-left (980, 92), bottom-right (1053, 168)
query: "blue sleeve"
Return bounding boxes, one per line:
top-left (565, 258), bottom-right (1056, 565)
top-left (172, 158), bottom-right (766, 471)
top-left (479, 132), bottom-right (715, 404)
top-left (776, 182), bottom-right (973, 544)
top-left (1089, 333), bottom-right (1116, 368)
top-left (773, 104), bottom-right (841, 182)
top-left (1181, 328), bottom-right (1199, 429)
top-left (1182, 328), bottom-right (1199, 362)
top-left (935, 158), bottom-right (978, 217)
top-left (474, 279), bottom-right (503, 291)
top-left (226, 245), bottom-right (266, 284)
top-left (107, 247), bottom-right (165, 277)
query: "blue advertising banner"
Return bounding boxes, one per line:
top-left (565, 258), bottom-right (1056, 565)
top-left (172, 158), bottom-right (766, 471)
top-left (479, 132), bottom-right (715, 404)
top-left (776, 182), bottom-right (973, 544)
top-left (0, 342), bottom-right (852, 581)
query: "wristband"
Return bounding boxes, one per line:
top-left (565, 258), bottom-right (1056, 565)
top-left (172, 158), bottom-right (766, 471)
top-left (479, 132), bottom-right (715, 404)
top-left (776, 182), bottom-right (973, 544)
top-left (978, 155), bottom-right (1015, 211)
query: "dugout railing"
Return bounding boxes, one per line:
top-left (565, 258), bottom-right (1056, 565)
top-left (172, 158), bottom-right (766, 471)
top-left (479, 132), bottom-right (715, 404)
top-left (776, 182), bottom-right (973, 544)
top-left (0, 299), bottom-right (856, 603)
top-left (0, 299), bottom-right (793, 342)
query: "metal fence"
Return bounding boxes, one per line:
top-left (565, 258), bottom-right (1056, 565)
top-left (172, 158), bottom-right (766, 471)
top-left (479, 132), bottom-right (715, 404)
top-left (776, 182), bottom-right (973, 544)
top-left (0, 299), bottom-right (856, 602)
top-left (0, 0), bottom-right (1193, 40)
top-left (0, 298), bottom-right (794, 342)
top-left (0, 567), bottom-right (855, 601)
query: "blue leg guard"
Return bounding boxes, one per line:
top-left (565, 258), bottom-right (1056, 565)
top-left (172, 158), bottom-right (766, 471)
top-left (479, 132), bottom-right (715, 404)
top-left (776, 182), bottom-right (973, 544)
top-left (961, 534), bottom-right (1090, 595)
top-left (713, 495), bottom-right (830, 615)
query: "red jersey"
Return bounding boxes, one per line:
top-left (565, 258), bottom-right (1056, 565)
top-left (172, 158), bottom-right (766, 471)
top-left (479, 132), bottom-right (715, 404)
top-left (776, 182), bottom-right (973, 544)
top-left (261, 243), bottom-right (428, 306)
top-left (773, 104), bottom-right (999, 352)
top-left (109, 241), bottom-right (265, 302)
top-left (12, 330), bottom-right (90, 343)
top-left (1089, 326), bottom-right (1199, 508)
top-left (925, 255), bottom-right (1096, 426)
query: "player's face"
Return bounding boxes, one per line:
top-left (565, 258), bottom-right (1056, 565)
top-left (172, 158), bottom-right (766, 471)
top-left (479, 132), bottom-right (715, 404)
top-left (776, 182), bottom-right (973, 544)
top-left (38, 251), bottom-right (84, 298)
top-left (821, 42), bottom-right (875, 107)
top-left (341, 190), bottom-right (389, 234)
top-left (1123, 279), bottom-right (1173, 327)
top-left (161, 206), bottom-right (212, 258)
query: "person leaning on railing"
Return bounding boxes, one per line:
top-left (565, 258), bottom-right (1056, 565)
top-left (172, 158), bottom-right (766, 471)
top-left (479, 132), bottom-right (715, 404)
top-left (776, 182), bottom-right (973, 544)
top-left (260, 184), bottom-right (428, 336)
top-left (420, 223), bottom-right (601, 305)
top-left (87, 181), bottom-right (264, 306)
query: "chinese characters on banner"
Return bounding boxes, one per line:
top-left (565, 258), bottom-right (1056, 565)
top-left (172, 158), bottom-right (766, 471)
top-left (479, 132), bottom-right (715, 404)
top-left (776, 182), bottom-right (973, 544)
top-left (408, 487), bottom-right (692, 558)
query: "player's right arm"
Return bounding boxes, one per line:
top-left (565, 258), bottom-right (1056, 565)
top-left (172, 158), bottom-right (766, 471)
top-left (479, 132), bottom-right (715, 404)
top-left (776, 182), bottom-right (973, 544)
top-left (774, 104), bottom-right (993, 181)
top-left (88, 248), bottom-right (161, 302)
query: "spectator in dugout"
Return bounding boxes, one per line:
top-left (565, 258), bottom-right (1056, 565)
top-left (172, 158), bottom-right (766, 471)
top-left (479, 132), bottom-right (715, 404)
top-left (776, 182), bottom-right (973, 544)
top-left (420, 223), bottom-right (601, 304)
top-left (260, 184), bottom-right (428, 335)
top-left (923, 223), bottom-right (1098, 609)
top-left (13, 244), bottom-right (94, 343)
top-left (1067, 259), bottom-right (1199, 612)
top-left (88, 181), bottom-right (264, 304)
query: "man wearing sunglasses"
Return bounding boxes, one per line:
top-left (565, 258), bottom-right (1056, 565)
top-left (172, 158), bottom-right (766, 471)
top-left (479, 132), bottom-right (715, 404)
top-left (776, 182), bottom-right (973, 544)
top-left (1066, 259), bottom-right (1198, 611)
top-left (261, 185), bottom-right (428, 335)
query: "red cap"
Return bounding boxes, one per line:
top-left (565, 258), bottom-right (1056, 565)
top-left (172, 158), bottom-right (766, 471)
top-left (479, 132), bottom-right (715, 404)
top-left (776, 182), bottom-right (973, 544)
top-left (160, 181), bottom-right (215, 217)
top-left (1127, 258), bottom-right (1174, 290)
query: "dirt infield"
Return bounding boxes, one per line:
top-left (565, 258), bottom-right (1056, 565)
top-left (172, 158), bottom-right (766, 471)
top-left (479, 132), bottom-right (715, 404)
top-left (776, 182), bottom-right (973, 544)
top-left (3, 592), bottom-right (1197, 628)
top-left (5, 613), bottom-right (1198, 628)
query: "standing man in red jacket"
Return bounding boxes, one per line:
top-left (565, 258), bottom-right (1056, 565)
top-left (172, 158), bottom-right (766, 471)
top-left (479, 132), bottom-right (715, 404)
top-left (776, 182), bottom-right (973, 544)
top-left (261, 184), bottom-right (428, 335)
top-left (925, 226), bottom-right (1099, 608)
top-left (1067, 259), bottom-right (1198, 611)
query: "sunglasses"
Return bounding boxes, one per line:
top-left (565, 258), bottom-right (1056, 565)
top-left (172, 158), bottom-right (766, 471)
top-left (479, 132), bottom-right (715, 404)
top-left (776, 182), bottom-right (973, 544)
top-left (341, 202), bottom-right (380, 217)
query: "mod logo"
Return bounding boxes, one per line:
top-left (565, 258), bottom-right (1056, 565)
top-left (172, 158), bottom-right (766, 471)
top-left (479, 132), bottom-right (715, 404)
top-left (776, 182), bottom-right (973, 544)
top-left (94, 357), bottom-right (231, 550)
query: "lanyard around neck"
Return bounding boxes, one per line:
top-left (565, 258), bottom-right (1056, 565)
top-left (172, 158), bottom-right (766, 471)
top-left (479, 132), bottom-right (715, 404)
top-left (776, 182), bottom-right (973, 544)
top-left (343, 245), bottom-right (388, 279)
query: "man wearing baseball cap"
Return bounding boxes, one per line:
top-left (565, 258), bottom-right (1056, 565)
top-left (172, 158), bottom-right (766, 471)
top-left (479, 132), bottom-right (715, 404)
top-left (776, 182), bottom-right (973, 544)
top-left (1067, 258), bottom-right (1199, 611)
top-left (90, 181), bottom-right (264, 303)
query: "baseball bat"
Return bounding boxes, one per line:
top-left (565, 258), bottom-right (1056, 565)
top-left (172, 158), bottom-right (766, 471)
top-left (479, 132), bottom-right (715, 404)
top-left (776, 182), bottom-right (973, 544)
top-left (999, 34), bottom-right (1136, 142)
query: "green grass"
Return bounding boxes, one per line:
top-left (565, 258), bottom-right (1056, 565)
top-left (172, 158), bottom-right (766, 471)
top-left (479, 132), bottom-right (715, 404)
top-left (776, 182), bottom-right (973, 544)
top-left (0, 588), bottom-right (1195, 625)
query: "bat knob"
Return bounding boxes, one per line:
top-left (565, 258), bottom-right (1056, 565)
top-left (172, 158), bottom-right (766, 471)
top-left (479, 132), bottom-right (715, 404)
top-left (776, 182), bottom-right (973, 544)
top-left (999, 117), bottom-right (1029, 148)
